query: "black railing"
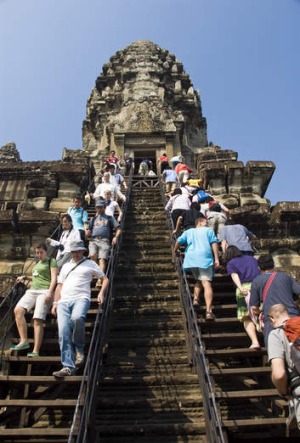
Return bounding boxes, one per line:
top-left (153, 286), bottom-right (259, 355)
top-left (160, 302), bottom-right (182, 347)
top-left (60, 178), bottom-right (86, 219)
top-left (158, 177), bottom-right (227, 443)
top-left (68, 169), bottom-right (133, 443)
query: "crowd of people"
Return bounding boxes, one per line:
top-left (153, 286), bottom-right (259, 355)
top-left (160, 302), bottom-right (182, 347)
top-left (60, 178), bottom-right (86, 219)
top-left (161, 158), bottom-right (300, 429)
top-left (10, 153), bottom-right (128, 378)
top-left (9, 151), bottom-right (300, 429)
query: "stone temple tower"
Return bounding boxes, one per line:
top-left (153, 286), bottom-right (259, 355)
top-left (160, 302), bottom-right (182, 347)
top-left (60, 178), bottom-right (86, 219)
top-left (82, 39), bottom-right (208, 169)
top-left (82, 40), bottom-right (276, 210)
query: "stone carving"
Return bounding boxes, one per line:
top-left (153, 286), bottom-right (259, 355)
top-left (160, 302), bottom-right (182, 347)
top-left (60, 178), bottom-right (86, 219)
top-left (0, 141), bottom-right (21, 163)
top-left (82, 40), bottom-right (208, 156)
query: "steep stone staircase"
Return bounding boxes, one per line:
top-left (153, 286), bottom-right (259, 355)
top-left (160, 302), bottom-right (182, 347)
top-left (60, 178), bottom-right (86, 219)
top-left (94, 178), bottom-right (208, 442)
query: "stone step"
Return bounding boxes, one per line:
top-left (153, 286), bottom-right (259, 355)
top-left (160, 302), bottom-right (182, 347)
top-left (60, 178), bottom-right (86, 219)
top-left (104, 354), bottom-right (190, 367)
top-left (112, 292), bottom-right (180, 302)
top-left (112, 281), bottom-right (180, 291)
top-left (102, 365), bottom-right (194, 378)
top-left (97, 397), bottom-right (201, 410)
top-left (95, 434), bottom-right (207, 443)
top-left (108, 330), bottom-right (186, 340)
top-left (111, 307), bottom-right (183, 316)
top-left (109, 320), bottom-right (185, 333)
top-left (99, 384), bottom-right (202, 398)
top-left (107, 336), bottom-right (187, 349)
top-left (113, 273), bottom-right (178, 283)
top-left (118, 255), bottom-right (174, 264)
top-left (96, 423), bottom-right (206, 439)
top-left (117, 263), bottom-right (176, 272)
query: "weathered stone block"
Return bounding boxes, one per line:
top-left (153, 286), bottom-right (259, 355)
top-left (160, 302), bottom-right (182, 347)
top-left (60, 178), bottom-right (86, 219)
top-left (49, 198), bottom-right (73, 213)
top-left (244, 161), bottom-right (275, 196)
top-left (271, 202), bottom-right (300, 222)
top-left (240, 193), bottom-right (270, 207)
top-left (0, 261), bottom-right (25, 275)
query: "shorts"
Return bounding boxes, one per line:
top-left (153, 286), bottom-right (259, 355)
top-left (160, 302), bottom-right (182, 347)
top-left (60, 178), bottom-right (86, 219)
top-left (236, 282), bottom-right (252, 321)
top-left (89, 237), bottom-right (111, 260)
top-left (16, 289), bottom-right (50, 320)
top-left (191, 266), bottom-right (213, 281)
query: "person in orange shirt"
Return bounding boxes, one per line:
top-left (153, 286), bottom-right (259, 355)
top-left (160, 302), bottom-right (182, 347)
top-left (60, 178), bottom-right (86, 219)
top-left (157, 153), bottom-right (169, 173)
top-left (175, 162), bottom-right (193, 185)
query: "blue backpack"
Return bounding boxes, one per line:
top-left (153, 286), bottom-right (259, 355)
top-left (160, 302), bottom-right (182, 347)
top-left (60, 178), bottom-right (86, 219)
top-left (197, 190), bottom-right (209, 203)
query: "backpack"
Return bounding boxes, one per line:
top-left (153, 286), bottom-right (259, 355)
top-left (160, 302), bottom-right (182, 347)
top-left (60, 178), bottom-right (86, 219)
top-left (197, 190), bottom-right (209, 203)
top-left (208, 200), bottom-right (222, 212)
top-left (282, 317), bottom-right (300, 375)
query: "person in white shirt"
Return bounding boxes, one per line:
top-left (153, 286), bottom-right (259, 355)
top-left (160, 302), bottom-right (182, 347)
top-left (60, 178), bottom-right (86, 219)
top-left (51, 241), bottom-right (108, 378)
top-left (91, 172), bottom-right (117, 201)
top-left (108, 163), bottom-right (127, 202)
top-left (46, 214), bottom-right (81, 271)
top-left (165, 188), bottom-right (191, 227)
top-left (103, 190), bottom-right (123, 222)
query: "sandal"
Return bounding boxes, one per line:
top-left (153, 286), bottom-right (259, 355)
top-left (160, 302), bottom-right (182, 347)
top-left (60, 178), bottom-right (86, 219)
top-left (205, 311), bottom-right (216, 321)
top-left (249, 344), bottom-right (261, 350)
top-left (193, 298), bottom-right (199, 306)
top-left (27, 352), bottom-right (39, 357)
top-left (10, 342), bottom-right (30, 351)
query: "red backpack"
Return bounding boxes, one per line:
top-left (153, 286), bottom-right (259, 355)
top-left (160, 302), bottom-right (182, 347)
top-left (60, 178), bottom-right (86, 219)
top-left (282, 316), bottom-right (300, 374)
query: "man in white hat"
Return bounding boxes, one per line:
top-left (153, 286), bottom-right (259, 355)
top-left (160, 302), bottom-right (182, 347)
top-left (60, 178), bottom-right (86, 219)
top-left (51, 240), bottom-right (108, 378)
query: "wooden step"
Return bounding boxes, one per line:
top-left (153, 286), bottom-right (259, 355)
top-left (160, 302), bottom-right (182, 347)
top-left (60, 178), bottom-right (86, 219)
top-left (215, 388), bottom-right (279, 399)
top-left (0, 428), bottom-right (73, 436)
top-left (210, 366), bottom-right (271, 376)
top-left (0, 375), bottom-right (85, 383)
top-left (0, 399), bottom-right (80, 407)
top-left (205, 347), bottom-right (267, 358)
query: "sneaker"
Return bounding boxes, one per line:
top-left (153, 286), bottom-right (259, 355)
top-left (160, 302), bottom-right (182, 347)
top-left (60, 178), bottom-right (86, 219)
top-left (52, 367), bottom-right (74, 378)
top-left (75, 351), bottom-right (85, 367)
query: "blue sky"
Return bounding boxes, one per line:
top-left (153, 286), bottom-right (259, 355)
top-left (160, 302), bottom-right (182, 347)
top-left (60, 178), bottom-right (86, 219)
top-left (1, 0), bottom-right (299, 205)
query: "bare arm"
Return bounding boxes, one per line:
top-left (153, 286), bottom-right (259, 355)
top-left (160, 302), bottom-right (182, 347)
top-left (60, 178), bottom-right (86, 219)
top-left (211, 242), bottom-right (219, 269)
top-left (51, 283), bottom-right (62, 316)
top-left (231, 272), bottom-right (248, 295)
top-left (45, 266), bottom-right (58, 303)
top-left (115, 203), bottom-right (123, 222)
top-left (173, 241), bottom-right (181, 257)
top-left (111, 227), bottom-right (121, 246)
top-left (221, 239), bottom-right (228, 252)
top-left (271, 358), bottom-right (289, 396)
top-left (97, 275), bottom-right (109, 304)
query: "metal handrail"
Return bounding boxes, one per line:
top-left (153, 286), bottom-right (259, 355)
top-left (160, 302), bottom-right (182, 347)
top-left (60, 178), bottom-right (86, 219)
top-left (158, 178), bottom-right (226, 443)
top-left (68, 168), bottom-right (133, 443)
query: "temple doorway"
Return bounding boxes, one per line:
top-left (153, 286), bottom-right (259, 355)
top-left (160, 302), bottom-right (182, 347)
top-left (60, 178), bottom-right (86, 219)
top-left (133, 149), bottom-right (158, 175)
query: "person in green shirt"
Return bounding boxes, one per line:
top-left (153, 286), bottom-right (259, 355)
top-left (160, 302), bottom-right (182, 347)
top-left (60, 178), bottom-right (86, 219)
top-left (11, 242), bottom-right (58, 357)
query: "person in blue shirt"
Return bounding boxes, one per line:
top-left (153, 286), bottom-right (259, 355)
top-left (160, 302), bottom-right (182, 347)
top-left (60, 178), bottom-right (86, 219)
top-left (67, 194), bottom-right (89, 240)
top-left (174, 216), bottom-right (219, 320)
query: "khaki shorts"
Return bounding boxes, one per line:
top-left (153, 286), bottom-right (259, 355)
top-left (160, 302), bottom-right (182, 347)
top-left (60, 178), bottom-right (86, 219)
top-left (16, 289), bottom-right (50, 320)
top-left (89, 237), bottom-right (111, 260)
top-left (191, 266), bottom-right (213, 281)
